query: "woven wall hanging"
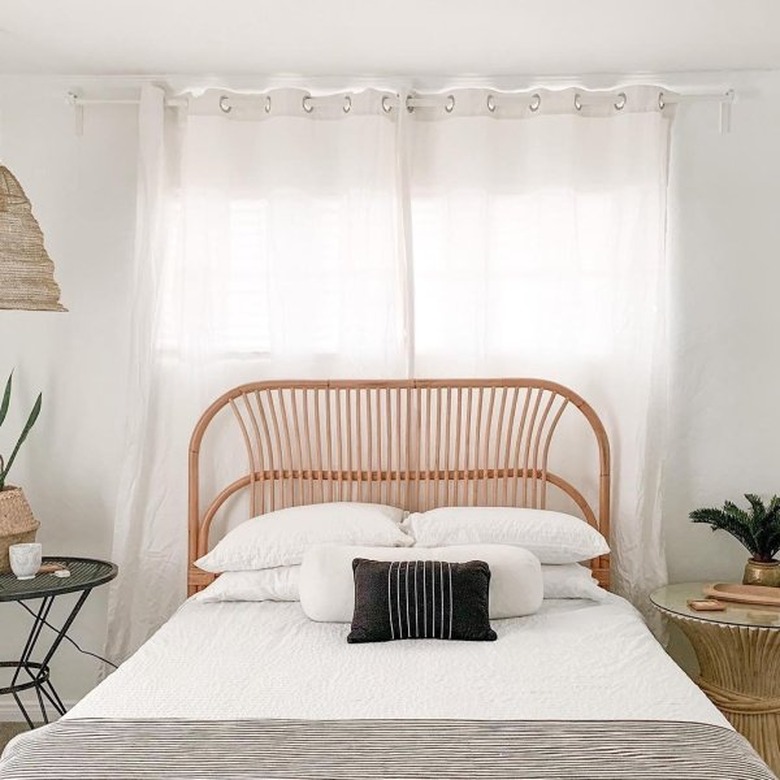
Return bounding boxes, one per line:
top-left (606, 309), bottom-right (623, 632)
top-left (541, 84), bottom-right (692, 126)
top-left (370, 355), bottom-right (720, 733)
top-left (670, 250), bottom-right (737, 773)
top-left (0, 164), bottom-right (66, 311)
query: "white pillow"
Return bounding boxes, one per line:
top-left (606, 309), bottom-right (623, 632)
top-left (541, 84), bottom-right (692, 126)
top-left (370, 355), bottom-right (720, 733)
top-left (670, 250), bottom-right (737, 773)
top-left (542, 563), bottom-right (607, 600)
top-left (403, 507), bottom-right (609, 564)
top-left (195, 502), bottom-right (411, 573)
top-left (300, 543), bottom-right (542, 622)
top-left (192, 567), bottom-right (301, 603)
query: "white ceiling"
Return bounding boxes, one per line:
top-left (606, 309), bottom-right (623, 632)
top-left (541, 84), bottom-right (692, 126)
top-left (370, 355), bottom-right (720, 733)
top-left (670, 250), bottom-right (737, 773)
top-left (0, 0), bottom-right (779, 77)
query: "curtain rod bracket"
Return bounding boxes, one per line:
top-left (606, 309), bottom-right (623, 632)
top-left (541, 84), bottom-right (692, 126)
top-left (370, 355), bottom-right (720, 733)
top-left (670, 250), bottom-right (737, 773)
top-left (719, 89), bottom-right (735, 134)
top-left (66, 91), bottom-right (84, 136)
top-left (65, 90), bottom-right (84, 137)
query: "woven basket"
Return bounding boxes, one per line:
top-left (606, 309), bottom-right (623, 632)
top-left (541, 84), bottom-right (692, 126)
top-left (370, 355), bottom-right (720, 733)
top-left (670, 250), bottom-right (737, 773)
top-left (0, 487), bottom-right (39, 574)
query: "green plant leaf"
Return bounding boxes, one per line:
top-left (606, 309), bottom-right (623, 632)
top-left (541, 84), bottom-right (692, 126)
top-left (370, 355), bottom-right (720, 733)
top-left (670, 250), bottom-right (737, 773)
top-left (754, 495), bottom-right (780, 560)
top-left (744, 494), bottom-right (766, 531)
top-left (744, 493), bottom-right (765, 513)
top-left (0, 392), bottom-right (42, 484)
top-left (0, 372), bottom-right (12, 428)
top-left (690, 506), bottom-right (755, 555)
top-left (690, 495), bottom-right (780, 560)
top-left (690, 507), bottom-right (725, 523)
top-left (766, 529), bottom-right (780, 560)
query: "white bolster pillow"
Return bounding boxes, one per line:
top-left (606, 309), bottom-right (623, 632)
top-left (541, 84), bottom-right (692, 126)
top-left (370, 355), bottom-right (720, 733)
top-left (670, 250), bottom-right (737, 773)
top-left (300, 543), bottom-right (542, 622)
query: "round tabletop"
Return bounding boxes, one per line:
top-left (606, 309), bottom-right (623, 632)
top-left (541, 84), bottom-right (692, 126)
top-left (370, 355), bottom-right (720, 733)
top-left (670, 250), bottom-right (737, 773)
top-left (0, 557), bottom-right (117, 602)
top-left (650, 582), bottom-right (780, 629)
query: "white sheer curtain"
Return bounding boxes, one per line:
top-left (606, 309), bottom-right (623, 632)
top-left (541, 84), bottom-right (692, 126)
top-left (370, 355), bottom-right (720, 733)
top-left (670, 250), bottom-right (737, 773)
top-left (407, 87), bottom-right (672, 609)
top-left (108, 85), bottom-right (673, 659)
top-left (107, 87), bottom-right (407, 660)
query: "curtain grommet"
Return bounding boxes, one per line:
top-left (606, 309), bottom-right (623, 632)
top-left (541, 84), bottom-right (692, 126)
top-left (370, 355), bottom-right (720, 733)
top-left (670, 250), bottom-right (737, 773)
top-left (302, 95), bottom-right (313, 114)
top-left (529, 93), bottom-right (541, 112)
top-left (219, 95), bottom-right (232, 114)
top-left (343, 95), bottom-right (352, 114)
top-left (444, 94), bottom-right (455, 113)
top-left (614, 92), bottom-right (627, 111)
top-left (381, 95), bottom-right (393, 114)
top-left (658, 91), bottom-right (666, 110)
top-left (574, 93), bottom-right (582, 112)
top-left (486, 94), bottom-right (497, 113)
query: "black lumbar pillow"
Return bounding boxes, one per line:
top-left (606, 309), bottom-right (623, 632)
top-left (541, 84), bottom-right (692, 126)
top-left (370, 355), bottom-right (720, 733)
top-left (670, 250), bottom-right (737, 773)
top-left (347, 558), bottom-right (497, 643)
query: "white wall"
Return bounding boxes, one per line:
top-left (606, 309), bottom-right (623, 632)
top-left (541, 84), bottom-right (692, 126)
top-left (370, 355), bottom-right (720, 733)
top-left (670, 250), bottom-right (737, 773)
top-left (665, 71), bottom-right (780, 578)
top-left (0, 77), bottom-right (137, 715)
top-left (663, 70), bottom-right (780, 671)
top-left (0, 70), bottom-right (778, 713)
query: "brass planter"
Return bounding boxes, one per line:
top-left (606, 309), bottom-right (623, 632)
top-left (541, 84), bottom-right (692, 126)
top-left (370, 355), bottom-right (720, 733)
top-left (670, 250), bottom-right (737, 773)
top-left (0, 486), bottom-right (40, 574)
top-left (743, 559), bottom-right (780, 588)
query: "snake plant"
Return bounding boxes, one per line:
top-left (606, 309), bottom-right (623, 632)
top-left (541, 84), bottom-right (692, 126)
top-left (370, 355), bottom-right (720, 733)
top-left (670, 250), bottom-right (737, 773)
top-left (690, 494), bottom-right (780, 563)
top-left (0, 371), bottom-right (42, 491)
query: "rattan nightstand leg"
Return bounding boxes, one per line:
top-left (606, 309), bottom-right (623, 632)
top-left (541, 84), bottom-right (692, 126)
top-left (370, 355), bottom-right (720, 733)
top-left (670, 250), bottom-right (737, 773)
top-left (672, 616), bottom-right (780, 775)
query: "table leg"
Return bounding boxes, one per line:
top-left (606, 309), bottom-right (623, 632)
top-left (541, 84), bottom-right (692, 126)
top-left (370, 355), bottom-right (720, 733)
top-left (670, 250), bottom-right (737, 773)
top-left (673, 616), bottom-right (780, 775)
top-left (9, 596), bottom-right (59, 724)
top-left (11, 691), bottom-right (34, 730)
top-left (2, 589), bottom-right (93, 727)
top-left (10, 597), bottom-right (55, 691)
top-left (35, 588), bottom-right (92, 680)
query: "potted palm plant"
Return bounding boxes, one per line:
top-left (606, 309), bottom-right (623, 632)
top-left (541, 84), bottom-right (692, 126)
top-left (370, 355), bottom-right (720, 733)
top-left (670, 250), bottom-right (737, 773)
top-left (690, 494), bottom-right (780, 587)
top-left (0, 371), bottom-right (42, 573)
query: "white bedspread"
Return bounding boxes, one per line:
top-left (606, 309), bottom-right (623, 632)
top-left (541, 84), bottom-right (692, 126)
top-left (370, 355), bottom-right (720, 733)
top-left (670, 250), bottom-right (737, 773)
top-left (66, 593), bottom-right (726, 727)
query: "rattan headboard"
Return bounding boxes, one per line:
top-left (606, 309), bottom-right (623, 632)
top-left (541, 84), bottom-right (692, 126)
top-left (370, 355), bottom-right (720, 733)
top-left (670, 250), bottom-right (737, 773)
top-left (188, 379), bottom-right (611, 595)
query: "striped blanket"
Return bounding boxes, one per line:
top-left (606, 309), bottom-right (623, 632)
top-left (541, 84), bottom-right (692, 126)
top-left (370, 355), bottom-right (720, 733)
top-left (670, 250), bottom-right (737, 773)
top-left (0, 718), bottom-right (775, 780)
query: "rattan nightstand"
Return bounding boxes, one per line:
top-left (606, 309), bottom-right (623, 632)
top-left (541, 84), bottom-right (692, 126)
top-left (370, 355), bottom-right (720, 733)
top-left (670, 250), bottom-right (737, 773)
top-left (651, 582), bottom-right (780, 775)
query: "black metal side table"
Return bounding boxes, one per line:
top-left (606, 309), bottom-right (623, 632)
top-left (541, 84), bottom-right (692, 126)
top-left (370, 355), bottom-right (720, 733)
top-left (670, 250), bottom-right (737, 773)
top-left (0, 556), bottom-right (117, 727)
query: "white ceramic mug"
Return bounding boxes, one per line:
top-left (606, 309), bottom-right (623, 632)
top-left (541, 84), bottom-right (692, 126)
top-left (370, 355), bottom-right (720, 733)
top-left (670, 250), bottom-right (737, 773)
top-left (9, 543), bottom-right (42, 580)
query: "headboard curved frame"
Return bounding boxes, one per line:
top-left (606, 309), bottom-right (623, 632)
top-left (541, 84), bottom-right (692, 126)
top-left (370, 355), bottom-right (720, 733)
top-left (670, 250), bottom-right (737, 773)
top-left (188, 379), bottom-right (611, 595)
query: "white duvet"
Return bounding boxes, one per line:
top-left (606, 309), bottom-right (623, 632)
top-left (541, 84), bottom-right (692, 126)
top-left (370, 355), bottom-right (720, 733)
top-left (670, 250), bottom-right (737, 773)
top-left (66, 593), bottom-right (728, 727)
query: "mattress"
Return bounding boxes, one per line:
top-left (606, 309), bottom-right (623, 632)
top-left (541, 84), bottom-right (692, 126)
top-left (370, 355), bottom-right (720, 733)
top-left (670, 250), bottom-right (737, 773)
top-left (65, 592), bottom-right (728, 726)
top-left (7, 594), bottom-right (774, 780)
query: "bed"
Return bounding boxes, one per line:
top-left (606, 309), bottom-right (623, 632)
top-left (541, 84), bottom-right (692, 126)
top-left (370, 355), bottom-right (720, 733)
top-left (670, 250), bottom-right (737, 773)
top-left (0, 379), bottom-right (775, 779)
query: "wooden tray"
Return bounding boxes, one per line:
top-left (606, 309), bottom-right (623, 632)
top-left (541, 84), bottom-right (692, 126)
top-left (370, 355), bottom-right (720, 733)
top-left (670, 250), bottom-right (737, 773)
top-left (703, 583), bottom-right (780, 607)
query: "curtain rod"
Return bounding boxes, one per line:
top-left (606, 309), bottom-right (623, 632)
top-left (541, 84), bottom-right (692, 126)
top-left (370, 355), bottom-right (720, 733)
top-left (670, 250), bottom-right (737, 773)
top-left (66, 93), bottom-right (188, 107)
top-left (66, 88), bottom-right (735, 108)
top-left (65, 88), bottom-right (736, 133)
